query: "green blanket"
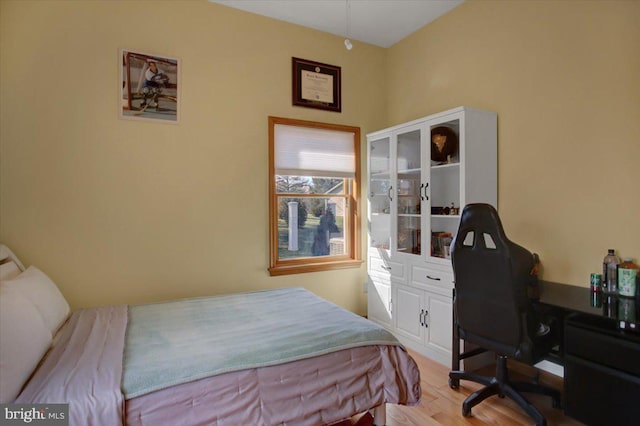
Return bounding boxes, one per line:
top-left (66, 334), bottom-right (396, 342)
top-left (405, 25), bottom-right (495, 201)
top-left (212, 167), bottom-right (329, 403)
top-left (122, 287), bottom-right (401, 398)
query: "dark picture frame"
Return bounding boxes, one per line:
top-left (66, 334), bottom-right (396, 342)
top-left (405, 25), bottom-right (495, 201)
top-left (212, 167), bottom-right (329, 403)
top-left (292, 57), bottom-right (341, 112)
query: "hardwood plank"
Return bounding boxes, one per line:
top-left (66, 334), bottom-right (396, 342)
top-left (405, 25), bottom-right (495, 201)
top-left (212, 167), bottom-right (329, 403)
top-left (344, 349), bottom-right (584, 426)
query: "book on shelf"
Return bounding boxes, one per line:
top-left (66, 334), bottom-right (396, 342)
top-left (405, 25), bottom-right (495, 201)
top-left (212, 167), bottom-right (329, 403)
top-left (431, 231), bottom-right (452, 258)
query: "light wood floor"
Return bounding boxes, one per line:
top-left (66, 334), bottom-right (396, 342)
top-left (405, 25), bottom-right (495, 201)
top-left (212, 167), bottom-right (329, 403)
top-left (341, 349), bottom-right (585, 426)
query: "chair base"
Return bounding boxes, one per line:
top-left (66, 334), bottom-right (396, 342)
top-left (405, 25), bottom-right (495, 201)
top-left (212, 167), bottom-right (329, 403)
top-left (449, 355), bottom-right (561, 426)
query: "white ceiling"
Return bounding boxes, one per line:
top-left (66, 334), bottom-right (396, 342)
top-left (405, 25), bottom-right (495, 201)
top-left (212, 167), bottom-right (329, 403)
top-left (209, 0), bottom-right (464, 48)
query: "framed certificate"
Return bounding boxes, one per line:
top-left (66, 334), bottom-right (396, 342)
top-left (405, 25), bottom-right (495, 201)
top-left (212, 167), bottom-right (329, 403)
top-left (292, 57), bottom-right (341, 112)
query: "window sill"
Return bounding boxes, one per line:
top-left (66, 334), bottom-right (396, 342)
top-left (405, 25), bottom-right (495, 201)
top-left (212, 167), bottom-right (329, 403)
top-left (268, 259), bottom-right (363, 276)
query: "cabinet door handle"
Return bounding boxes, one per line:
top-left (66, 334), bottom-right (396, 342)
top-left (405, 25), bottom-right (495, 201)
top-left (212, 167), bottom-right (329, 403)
top-left (381, 265), bottom-right (391, 271)
top-left (389, 299), bottom-right (392, 315)
top-left (424, 182), bottom-right (429, 201)
top-left (424, 309), bottom-right (429, 328)
top-left (419, 309), bottom-right (424, 326)
top-left (426, 275), bottom-right (441, 281)
top-left (420, 183), bottom-right (425, 201)
top-left (388, 186), bottom-right (393, 202)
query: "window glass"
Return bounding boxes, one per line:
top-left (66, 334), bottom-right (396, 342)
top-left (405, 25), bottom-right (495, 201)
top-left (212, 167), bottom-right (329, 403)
top-left (276, 194), bottom-right (347, 259)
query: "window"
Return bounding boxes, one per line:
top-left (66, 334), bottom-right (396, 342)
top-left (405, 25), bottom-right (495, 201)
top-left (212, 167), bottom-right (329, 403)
top-left (268, 117), bottom-right (362, 276)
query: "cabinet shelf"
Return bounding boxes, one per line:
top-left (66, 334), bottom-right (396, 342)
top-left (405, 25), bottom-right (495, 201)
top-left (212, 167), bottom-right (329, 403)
top-left (371, 171), bottom-right (391, 178)
top-left (431, 162), bottom-right (460, 170)
top-left (398, 214), bottom-right (421, 218)
top-left (431, 161), bottom-right (460, 169)
top-left (431, 214), bottom-right (461, 219)
top-left (398, 168), bottom-right (421, 175)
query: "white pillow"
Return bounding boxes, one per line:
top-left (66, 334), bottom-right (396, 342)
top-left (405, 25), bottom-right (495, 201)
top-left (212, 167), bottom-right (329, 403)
top-left (0, 245), bottom-right (26, 272)
top-left (2, 267), bottom-right (70, 335)
top-left (0, 285), bottom-right (52, 403)
top-left (0, 261), bottom-right (21, 281)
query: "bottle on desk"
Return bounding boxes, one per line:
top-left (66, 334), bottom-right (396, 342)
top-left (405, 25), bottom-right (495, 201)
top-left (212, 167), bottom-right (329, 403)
top-left (618, 258), bottom-right (639, 297)
top-left (602, 295), bottom-right (618, 318)
top-left (603, 249), bottom-right (621, 293)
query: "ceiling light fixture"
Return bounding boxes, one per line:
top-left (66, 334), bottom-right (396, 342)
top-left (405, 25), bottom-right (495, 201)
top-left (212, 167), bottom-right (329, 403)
top-left (344, 0), bottom-right (353, 50)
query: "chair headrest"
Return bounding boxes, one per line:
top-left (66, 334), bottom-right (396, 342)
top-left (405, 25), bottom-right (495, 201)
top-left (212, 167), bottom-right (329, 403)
top-left (455, 203), bottom-right (508, 251)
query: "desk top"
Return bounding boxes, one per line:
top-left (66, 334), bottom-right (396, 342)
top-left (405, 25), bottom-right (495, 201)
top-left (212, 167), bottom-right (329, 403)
top-left (537, 280), bottom-right (639, 333)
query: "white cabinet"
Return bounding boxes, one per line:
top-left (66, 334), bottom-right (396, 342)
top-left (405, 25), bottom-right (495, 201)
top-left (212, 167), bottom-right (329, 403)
top-left (393, 285), bottom-right (454, 366)
top-left (367, 106), bottom-right (496, 265)
top-left (394, 284), bottom-right (424, 342)
top-left (367, 251), bottom-right (404, 328)
top-left (367, 276), bottom-right (392, 328)
top-left (367, 106), bottom-right (497, 366)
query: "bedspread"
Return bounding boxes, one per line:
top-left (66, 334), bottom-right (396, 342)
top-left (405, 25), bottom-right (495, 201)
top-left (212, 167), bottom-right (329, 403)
top-left (125, 345), bottom-right (421, 426)
top-left (123, 287), bottom-right (401, 398)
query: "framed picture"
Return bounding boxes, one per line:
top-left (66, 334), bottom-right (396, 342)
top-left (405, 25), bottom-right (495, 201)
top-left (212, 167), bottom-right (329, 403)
top-left (292, 57), bottom-right (341, 112)
top-left (121, 49), bottom-right (180, 123)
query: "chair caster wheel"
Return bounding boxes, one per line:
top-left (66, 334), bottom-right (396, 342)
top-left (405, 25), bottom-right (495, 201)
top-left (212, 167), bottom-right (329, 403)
top-left (449, 378), bottom-right (459, 389)
top-left (462, 404), bottom-right (472, 417)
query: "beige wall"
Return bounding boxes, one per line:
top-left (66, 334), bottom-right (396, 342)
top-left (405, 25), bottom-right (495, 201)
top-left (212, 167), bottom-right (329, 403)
top-left (0, 0), bottom-right (387, 313)
top-left (1, 0), bottom-right (639, 314)
top-left (388, 0), bottom-right (640, 286)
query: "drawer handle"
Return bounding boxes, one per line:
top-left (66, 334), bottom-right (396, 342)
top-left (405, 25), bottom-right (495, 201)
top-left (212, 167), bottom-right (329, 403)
top-left (381, 265), bottom-right (391, 271)
top-left (426, 275), bottom-right (441, 281)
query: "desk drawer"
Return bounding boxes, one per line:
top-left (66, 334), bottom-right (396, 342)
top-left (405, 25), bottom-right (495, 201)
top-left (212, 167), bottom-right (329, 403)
top-left (566, 322), bottom-right (640, 376)
top-left (565, 354), bottom-right (640, 426)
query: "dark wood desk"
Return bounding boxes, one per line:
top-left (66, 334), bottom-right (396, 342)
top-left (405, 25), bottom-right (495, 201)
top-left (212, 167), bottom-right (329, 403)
top-left (451, 280), bottom-right (640, 426)
top-left (537, 280), bottom-right (639, 331)
top-left (536, 281), bottom-right (640, 426)
top-left (535, 280), bottom-right (639, 360)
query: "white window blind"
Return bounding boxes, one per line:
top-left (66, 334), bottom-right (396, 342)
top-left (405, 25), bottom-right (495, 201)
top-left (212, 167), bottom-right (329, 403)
top-left (275, 124), bottom-right (355, 178)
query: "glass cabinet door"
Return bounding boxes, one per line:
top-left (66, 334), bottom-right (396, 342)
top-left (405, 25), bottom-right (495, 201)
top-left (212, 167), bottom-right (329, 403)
top-left (427, 115), bottom-right (462, 262)
top-left (395, 126), bottom-right (423, 257)
top-left (368, 136), bottom-right (391, 251)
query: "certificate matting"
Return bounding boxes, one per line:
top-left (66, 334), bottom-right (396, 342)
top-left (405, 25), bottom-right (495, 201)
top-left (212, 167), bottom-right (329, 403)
top-left (292, 57), bottom-right (341, 112)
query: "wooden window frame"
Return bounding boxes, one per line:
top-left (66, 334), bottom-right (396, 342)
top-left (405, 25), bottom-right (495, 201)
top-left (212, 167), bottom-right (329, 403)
top-left (268, 116), bottom-right (362, 276)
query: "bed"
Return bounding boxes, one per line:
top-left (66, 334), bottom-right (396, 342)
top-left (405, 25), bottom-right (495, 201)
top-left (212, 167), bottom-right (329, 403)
top-left (0, 245), bottom-right (421, 426)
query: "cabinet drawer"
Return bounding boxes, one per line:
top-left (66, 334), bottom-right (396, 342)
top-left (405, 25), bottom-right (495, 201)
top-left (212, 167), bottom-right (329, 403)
top-left (369, 254), bottom-right (404, 280)
top-left (411, 266), bottom-right (453, 292)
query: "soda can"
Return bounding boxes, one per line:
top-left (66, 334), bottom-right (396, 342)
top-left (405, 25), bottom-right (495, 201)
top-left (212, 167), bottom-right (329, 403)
top-left (590, 273), bottom-right (602, 292)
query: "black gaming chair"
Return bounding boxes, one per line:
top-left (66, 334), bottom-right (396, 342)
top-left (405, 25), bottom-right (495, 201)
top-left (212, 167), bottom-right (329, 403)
top-left (448, 204), bottom-right (561, 426)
